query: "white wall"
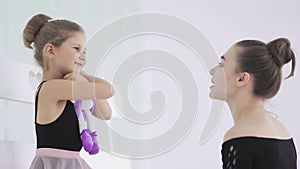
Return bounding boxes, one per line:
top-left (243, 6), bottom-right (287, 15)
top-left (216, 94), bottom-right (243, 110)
top-left (0, 0), bottom-right (299, 168)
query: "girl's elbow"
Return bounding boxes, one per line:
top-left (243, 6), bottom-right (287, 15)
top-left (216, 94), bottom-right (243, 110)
top-left (103, 113), bottom-right (112, 120)
top-left (109, 85), bottom-right (114, 97)
top-left (99, 111), bottom-right (112, 120)
top-left (92, 110), bottom-right (112, 120)
top-left (95, 84), bottom-right (114, 99)
top-left (104, 85), bottom-right (114, 98)
top-left (104, 84), bottom-right (114, 98)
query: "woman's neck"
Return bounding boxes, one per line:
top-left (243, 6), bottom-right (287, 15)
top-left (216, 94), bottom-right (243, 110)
top-left (227, 94), bottom-right (266, 126)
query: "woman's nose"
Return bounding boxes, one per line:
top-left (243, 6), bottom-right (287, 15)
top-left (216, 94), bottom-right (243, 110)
top-left (209, 66), bottom-right (217, 75)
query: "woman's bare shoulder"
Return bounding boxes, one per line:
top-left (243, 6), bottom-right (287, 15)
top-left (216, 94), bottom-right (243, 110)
top-left (223, 116), bottom-right (291, 143)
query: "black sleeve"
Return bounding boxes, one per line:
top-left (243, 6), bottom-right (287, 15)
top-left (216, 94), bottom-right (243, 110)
top-left (222, 137), bottom-right (297, 169)
top-left (222, 141), bottom-right (253, 169)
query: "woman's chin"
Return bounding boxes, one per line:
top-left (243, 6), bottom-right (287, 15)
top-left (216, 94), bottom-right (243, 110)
top-left (209, 91), bottom-right (214, 99)
top-left (209, 86), bottom-right (215, 97)
top-left (209, 92), bottom-right (225, 101)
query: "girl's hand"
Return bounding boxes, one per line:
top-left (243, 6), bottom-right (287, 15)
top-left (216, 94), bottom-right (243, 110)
top-left (63, 72), bottom-right (89, 82)
top-left (63, 72), bottom-right (76, 81)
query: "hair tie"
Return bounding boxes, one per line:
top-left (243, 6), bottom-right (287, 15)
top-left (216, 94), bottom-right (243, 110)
top-left (30, 42), bottom-right (35, 48)
top-left (47, 19), bottom-right (56, 22)
top-left (47, 18), bottom-right (64, 23)
top-left (30, 42), bottom-right (36, 53)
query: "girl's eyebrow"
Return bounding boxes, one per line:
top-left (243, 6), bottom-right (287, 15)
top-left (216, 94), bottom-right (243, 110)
top-left (73, 43), bottom-right (81, 46)
top-left (73, 43), bottom-right (87, 51)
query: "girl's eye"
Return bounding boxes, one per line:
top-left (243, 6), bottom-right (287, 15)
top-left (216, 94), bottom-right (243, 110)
top-left (74, 47), bottom-right (80, 51)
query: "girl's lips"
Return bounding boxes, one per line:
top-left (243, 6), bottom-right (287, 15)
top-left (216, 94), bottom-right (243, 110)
top-left (74, 62), bottom-right (83, 67)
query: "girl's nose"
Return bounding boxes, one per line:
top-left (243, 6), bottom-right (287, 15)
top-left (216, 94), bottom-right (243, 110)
top-left (79, 53), bottom-right (86, 61)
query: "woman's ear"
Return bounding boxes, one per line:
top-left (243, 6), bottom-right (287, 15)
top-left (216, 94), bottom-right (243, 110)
top-left (236, 72), bottom-right (251, 87)
top-left (43, 43), bottom-right (55, 59)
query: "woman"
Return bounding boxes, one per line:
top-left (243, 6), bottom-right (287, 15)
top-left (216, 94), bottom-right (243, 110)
top-left (209, 38), bottom-right (297, 169)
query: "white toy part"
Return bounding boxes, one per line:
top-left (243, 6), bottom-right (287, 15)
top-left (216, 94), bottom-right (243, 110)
top-left (77, 99), bottom-right (95, 132)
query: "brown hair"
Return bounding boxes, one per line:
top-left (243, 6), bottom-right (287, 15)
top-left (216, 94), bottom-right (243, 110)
top-left (235, 38), bottom-right (296, 99)
top-left (23, 14), bottom-right (84, 69)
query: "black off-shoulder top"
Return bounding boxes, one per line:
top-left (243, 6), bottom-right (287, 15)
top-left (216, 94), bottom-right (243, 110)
top-left (221, 137), bottom-right (297, 169)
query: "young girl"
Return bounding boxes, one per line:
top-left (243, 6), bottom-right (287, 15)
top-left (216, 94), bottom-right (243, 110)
top-left (209, 38), bottom-right (297, 169)
top-left (23, 13), bottom-right (114, 169)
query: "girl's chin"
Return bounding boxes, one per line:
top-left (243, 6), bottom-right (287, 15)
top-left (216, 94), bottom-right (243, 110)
top-left (73, 65), bottom-right (82, 72)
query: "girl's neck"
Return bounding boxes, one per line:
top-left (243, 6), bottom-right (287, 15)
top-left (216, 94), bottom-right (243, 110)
top-left (42, 69), bottom-right (64, 81)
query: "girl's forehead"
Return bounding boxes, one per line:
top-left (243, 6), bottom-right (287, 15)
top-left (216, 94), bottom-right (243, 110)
top-left (65, 33), bottom-right (86, 44)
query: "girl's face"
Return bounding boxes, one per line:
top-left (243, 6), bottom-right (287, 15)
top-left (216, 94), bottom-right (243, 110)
top-left (209, 45), bottom-right (241, 101)
top-left (53, 32), bottom-right (87, 75)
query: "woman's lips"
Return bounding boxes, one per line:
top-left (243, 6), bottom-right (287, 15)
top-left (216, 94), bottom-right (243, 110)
top-left (210, 78), bottom-right (215, 88)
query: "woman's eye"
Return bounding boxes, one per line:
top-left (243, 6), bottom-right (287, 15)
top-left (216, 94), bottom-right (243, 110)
top-left (74, 47), bottom-right (80, 51)
top-left (219, 62), bottom-right (223, 67)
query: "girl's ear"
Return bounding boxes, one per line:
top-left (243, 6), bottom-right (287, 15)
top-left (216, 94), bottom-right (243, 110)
top-left (43, 43), bottom-right (55, 59)
top-left (236, 72), bottom-right (251, 87)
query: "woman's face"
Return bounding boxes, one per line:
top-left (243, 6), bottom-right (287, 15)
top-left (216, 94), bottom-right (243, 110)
top-left (53, 31), bottom-right (87, 75)
top-left (209, 45), bottom-right (241, 101)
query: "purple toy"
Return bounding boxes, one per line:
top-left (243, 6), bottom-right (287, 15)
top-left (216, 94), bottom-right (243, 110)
top-left (75, 100), bottom-right (99, 155)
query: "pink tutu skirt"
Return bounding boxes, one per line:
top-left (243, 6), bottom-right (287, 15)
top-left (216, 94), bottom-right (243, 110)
top-left (29, 148), bottom-right (92, 169)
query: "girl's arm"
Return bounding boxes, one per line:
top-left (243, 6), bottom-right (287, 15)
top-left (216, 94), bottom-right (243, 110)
top-left (92, 99), bottom-right (112, 120)
top-left (40, 71), bottom-right (114, 102)
top-left (81, 71), bottom-right (113, 120)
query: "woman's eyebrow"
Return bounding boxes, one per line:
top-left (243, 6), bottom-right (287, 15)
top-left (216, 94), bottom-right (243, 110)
top-left (221, 55), bottom-right (226, 61)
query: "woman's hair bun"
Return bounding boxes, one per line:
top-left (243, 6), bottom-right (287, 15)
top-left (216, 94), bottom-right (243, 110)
top-left (267, 38), bottom-right (294, 67)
